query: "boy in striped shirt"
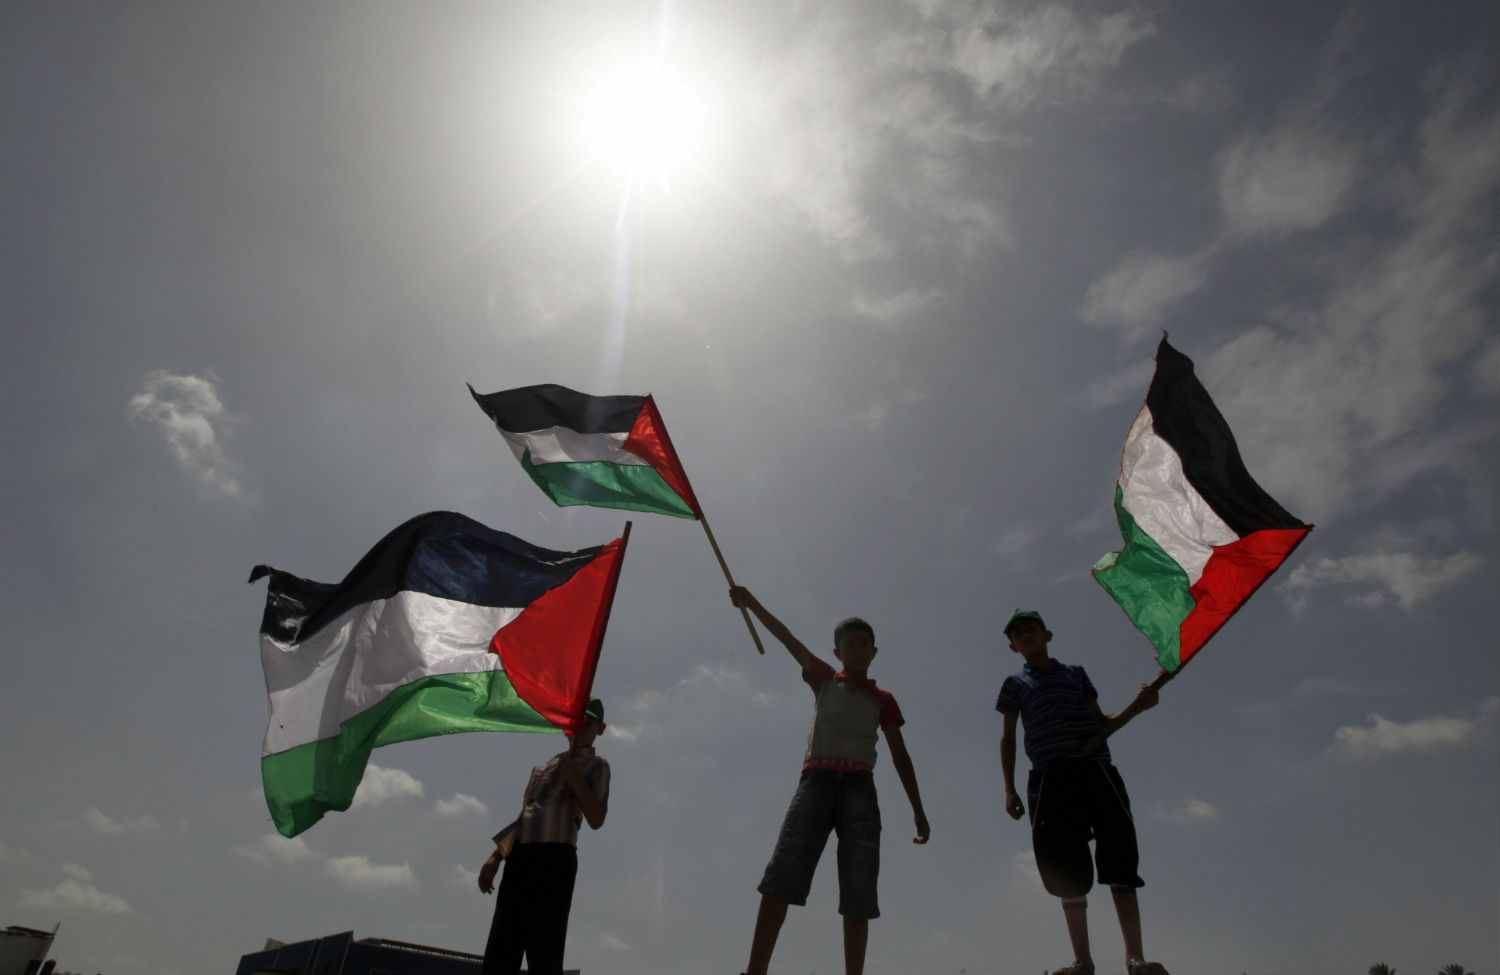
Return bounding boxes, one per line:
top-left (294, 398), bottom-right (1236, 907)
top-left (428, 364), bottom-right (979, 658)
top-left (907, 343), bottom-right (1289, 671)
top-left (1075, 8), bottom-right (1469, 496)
top-left (730, 585), bottom-right (930, 975)
top-left (997, 609), bottom-right (1168, 975)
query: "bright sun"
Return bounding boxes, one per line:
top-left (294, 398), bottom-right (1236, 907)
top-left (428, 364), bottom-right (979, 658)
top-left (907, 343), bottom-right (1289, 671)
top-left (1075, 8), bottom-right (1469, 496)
top-left (579, 60), bottom-right (708, 186)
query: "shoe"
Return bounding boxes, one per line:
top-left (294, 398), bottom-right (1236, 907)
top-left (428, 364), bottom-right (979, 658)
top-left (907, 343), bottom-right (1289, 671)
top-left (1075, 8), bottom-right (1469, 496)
top-left (1048, 963), bottom-right (1095, 975)
top-left (1126, 960), bottom-right (1170, 975)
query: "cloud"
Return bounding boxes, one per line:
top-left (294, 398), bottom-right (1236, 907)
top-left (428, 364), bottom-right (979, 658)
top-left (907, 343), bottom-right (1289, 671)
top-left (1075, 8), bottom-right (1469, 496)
top-left (599, 931), bottom-right (633, 952)
top-left (851, 288), bottom-right (944, 324)
top-left (324, 856), bottom-right (418, 893)
top-left (83, 808), bottom-right (160, 836)
top-left (1333, 698), bottom-right (1498, 760)
top-left (21, 865), bottom-right (133, 915)
top-left (351, 764), bottom-right (425, 809)
top-left (1080, 251), bottom-right (1210, 336)
top-left (1012, 849), bottom-right (1044, 889)
top-left (434, 793), bottom-right (489, 818)
top-left (1198, 78), bottom-right (1500, 522)
top-left (993, 524), bottom-right (1042, 558)
top-left (128, 370), bottom-right (244, 498)
top-left (1077, 358), bottom-right (1155, 411)
top-left (234, 832), bottom-right (317, 867)
top-left (447, 864), bottom-right (479, 890)
top-left (1217, 128), bottom-right (1358, 236)
top-left (1279, 550), bottom-right (1482, 613)
top-left (1151, 798), bottom-right (1219, 824)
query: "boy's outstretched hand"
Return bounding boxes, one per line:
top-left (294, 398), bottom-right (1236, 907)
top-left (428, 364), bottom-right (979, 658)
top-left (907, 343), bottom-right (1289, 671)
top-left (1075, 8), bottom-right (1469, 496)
top-left (728, 585), bottom-right (755, 610)
top-left (914, 811), bottom-right (931, 844)
top-left (1133, 683), bottom-right (1160, 711)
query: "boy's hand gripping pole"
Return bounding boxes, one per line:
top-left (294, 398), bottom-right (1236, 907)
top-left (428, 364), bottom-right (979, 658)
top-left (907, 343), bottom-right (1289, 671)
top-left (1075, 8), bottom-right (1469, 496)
top-left (699, 514), bottom-right (765, 655)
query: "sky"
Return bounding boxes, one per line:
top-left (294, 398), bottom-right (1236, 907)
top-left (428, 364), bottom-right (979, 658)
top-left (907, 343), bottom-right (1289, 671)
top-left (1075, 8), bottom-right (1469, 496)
top-left (2, 2), bottom-right (1498, 973)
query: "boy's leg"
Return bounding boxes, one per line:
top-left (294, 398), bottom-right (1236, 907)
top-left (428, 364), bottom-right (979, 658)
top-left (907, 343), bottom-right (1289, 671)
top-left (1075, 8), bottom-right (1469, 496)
top-left (1061, 896), bottom-right (1092, 967)
top-left (1111, 886), bottom-right (1145, 961)
top-left (521, 844), bottom-right (578, 975)
top-left (746, 894), bottom-right (789, 975)
top-left (842, 916), bottom-right (868, 975)
top-left (747, 773), bottom-right (836, 975)
top-left (482, 849), bottom-right (529, 975)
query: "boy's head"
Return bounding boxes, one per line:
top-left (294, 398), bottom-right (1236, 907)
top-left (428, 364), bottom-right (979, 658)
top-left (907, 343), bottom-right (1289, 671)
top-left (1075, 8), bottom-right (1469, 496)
top-left (833, 616), bottom-right (877, 672)
top-left (1003, 609), bottom-right (1052, 660)
top-left (571, 698), bottom-right (607, 747)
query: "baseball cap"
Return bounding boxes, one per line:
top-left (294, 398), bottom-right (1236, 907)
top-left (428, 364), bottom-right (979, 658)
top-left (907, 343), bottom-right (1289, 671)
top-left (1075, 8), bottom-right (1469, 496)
top-left (1003, 609), bottom-right (1046, 637)
top-left (583, 698), bottom-right (606, 723)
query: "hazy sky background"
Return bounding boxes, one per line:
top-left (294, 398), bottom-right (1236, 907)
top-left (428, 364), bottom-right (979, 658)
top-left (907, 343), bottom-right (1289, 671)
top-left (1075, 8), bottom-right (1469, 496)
top-left (3, 2), bottom-right (1498, 973)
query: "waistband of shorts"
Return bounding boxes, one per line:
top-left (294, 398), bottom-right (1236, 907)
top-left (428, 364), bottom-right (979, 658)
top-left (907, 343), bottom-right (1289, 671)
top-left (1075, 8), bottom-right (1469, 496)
top-left (800, 766), bottom-right (875, 780)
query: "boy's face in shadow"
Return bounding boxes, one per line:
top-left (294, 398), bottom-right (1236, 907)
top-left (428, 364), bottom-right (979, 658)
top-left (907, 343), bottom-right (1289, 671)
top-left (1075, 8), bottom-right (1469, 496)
top-left (834, 629), bottom-right (877, 672)
top-left (1006, 619), bottom-right (1052, 660)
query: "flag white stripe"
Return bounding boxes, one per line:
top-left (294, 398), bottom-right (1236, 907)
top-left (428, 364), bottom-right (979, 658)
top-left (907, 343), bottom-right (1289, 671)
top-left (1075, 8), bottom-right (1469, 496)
top-left (1118, 406), bottom-right (1237, 584)
top-left (498, 427), bottom-right (649, 467)
top-left (261, 591), bottom-right (521, 756)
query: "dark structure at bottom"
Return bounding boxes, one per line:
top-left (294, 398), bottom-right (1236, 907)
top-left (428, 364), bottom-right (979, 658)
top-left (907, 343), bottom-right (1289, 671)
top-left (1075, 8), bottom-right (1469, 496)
top-left (234, 930), bottom-right (580, 975)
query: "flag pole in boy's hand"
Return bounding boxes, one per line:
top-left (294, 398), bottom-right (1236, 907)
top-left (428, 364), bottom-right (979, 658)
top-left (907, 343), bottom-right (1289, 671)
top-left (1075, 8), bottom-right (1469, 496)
top-left (698, 512), bottom-right (765, 655)
top-left (468, 383), bottom-right (765, 655)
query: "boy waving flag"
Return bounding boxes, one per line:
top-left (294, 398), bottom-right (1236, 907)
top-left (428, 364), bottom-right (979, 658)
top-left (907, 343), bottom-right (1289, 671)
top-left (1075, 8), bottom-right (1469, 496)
top-left (471, 382), bottom-right (765, 654)
top-left (1093, 336), bottom-right (1311, 676)
top-left (249, 511), bottom-right (630, 837)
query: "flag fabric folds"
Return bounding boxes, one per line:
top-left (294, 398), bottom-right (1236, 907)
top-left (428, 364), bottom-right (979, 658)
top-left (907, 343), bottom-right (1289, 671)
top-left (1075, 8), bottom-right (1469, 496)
top-left (1093, 338), bottom-right (1311, 673)
top-left (469, 383), bottom-right (702, 520)
top-left (250, 511), bottom-right (629, 837)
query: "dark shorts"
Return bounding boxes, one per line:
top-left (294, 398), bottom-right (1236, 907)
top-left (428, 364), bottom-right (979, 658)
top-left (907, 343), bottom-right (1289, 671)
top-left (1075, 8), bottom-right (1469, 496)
top-left (1027, 759), bottom-right (1144, 900)
top-left (758, 769), bottom-right (882, 919)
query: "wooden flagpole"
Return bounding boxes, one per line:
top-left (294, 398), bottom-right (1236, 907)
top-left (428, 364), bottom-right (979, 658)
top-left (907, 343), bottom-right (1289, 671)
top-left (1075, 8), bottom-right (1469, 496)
top-left (698, 513), bottom-right (765, 655)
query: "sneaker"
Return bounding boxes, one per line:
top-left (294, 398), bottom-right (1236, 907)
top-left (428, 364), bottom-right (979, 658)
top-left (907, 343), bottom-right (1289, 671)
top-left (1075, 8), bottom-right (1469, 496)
top-left (1048, 963), bottom-right (1095, 975)
top-left (1126, 960), bottom-right (1170, 975)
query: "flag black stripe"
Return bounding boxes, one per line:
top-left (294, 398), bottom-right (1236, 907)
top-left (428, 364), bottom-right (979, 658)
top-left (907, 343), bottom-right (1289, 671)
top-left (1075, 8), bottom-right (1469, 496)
top-left (249, 511), bottom-right (605, 644)
top-left (469, 383), bottom-right (646, 434)
top-left (1145, 338), bottom-right (1307, 536)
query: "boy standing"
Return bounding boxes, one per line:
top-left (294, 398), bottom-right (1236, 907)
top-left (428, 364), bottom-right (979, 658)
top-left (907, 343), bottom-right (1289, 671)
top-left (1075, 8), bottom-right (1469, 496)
top-left (730, 585), bottom-right (930, 975)
top-left (476, 698), bottom-right (611, 975)
top-left (996, 610), bottom-right (1169, 975)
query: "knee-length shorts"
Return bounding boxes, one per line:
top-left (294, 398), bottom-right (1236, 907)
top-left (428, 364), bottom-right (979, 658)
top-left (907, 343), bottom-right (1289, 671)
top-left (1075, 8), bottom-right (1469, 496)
top-left (1027, 758), bottom-right (1144, 899)
top-left (758, 769), bottom-right (882, 919)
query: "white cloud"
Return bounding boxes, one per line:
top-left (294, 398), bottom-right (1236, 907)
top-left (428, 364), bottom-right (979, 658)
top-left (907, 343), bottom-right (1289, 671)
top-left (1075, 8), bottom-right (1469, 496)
top-left (1077, 358), bottom-right (1155, 411)
top-left (1333, 699), bottom-right (1497, 760)
top-left (324, 856), bottom-right (418, 893)
top-left (128, 370), bottom-right (244, 498)
top-left (993, 524), bottom-right (1042, 558)
top-left (22, 865), bottom-right (132, 915)
top-left (434, 793), bottom-right (489, 818)
top-left (1199, 80), bottom-right (1500, 522)
top-left (1151, 798), bottom-right (1219, 824)
top-left (351, 764), bottom-right (425, 809)
top-left (1080, 251), bottom-right (1209, 335)
top-left (1012, 849), bottom-right (1043, 889)
top-left (447, 864), bottom-right (479, 890)
top-left (1218, 128), bottom-right (1358, 235)
top-left (83, 808), bottom-right (160, 836)
top-left (1280, 550), bottom-right (1482, 613)
top-left (599, 931), bottom-right (633, 952)
top-left (851, 288), bottom-right (944, 324)
top-left (235, 832), bottom-right (317, 867)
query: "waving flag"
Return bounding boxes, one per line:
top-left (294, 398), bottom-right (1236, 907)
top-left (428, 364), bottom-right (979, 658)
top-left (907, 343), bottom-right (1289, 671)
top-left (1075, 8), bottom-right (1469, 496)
top-left (469, 383), bottom-right (701, 519)
top-left (249, 511), bottom-right (629, 837)
top-left (1093, 338), bottom-right (1311, 673)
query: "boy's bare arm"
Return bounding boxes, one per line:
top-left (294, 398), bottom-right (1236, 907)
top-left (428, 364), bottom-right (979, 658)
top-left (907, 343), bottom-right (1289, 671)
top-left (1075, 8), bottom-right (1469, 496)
top-left (1092, 683), bottom-right (1160, 738)
top-left (882, 724), bottom-right (931, 844)
top-left (728, 586), bottom-right (818, 670)
top-left (1000, 710), bottom-right (1023, 820)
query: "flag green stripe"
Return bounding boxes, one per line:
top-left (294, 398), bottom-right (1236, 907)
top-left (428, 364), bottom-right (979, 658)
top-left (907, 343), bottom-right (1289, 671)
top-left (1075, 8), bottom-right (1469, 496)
top-left (261, 670), bottom-right (557, 837)
top-left (1092, 485), bottom-right (1195, 672)
top-left (522, 452), bottom-right (696, 519)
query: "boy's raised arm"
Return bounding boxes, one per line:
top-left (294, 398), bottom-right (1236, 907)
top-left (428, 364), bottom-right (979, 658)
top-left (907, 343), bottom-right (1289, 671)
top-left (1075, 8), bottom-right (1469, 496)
top-left (729, 586), bottom-right (821, 672)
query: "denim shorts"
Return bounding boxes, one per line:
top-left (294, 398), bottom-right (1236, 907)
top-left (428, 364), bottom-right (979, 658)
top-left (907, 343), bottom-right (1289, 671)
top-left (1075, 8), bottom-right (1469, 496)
top-left (758, 769), bottom-right (882, 919)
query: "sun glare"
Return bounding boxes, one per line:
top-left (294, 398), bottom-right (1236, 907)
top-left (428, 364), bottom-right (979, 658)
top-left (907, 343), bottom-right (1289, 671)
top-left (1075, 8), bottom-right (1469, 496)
top-left (579, 61), bottom-right (708, 186)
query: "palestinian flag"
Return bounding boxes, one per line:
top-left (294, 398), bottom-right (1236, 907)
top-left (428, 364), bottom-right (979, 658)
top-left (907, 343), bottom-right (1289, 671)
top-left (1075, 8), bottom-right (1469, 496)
top-left (1093, 338), bottom-right (1311, 673)
top-left (249, 511), bottom-right (629, 837)
top-left (469, 383), bottom-right (701, 520)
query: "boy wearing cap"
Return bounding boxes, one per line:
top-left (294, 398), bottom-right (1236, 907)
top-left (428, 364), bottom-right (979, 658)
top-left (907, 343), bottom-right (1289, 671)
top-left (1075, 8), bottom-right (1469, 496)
top-left (996, 610), bottom-right (1169, 975)
top-left (729, 585), bottom-right (930, 975)
top-left (476, 698), bottom-right (610, 975)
